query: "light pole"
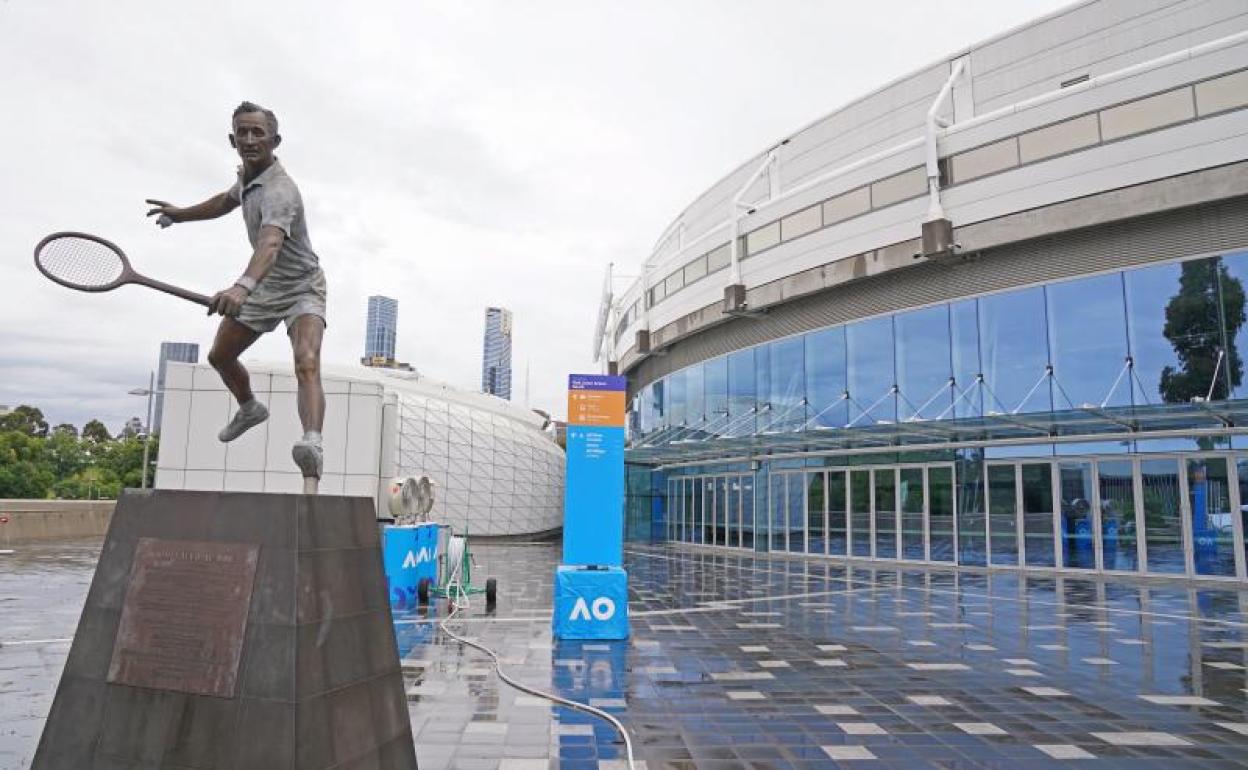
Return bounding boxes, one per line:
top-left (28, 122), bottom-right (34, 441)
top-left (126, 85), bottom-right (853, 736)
top-left (128, 372), bottom-right (160, 490)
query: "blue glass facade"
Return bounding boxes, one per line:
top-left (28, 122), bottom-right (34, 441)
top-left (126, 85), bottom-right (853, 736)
top-left (633, 250), bottom-right (1248, 581)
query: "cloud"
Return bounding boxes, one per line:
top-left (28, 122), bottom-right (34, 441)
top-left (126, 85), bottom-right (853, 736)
top-left (0, 0), bottom-right (1070, 431)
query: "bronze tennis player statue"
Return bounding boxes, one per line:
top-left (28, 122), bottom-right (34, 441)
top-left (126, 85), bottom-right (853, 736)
top-left (146, 101), bottom-right (327, 491)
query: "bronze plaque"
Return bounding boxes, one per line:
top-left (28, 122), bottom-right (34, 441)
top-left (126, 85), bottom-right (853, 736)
top-left (107, 537), bottom-right (259, 697)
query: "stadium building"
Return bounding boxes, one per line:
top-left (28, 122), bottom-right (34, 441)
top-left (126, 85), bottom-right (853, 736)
top-left (612, 0), bottom-right (1248, 581)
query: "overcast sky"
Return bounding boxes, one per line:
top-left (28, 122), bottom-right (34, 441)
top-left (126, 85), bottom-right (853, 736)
top-left (1, 0), bottom-right (1070, 433)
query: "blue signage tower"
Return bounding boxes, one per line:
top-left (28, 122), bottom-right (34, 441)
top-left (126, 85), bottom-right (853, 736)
top-left (553, 374), bottom-right (629, 640)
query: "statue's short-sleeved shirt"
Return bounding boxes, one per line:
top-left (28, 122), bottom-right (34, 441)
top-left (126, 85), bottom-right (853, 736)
top-left (225, 160), bottom-right (327, 333)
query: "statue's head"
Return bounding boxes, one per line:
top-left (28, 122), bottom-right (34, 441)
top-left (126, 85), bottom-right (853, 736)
top-left (229, 101), bottom-right (281, 166)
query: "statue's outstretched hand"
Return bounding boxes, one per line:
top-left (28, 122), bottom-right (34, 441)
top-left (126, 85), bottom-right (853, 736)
top-left (145, 199), bottom-right (181, 228)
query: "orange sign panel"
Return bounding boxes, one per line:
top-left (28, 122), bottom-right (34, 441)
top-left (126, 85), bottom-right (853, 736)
top-left (567, 390), bottom-right (626, 427)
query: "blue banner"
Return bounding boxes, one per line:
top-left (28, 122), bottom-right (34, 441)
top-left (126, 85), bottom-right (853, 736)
top-left (564, 373), bottom-right (626, 567)
top-left (564, 426), bottom-right (625, 565)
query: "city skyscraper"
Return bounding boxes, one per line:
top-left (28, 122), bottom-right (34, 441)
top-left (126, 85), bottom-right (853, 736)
top-left (155, 341), bottom-right (199, 431)
top-left (481, 307), bottom-right (513, 400)
top-left (364, 295), bottom-right (399, 362)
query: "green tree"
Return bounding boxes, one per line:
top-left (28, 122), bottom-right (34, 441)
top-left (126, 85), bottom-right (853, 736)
top-left (45, 429), bottom-right (87, 479)
top-left (1160, 259), bottom-right (1246, 402)
top-left (82, 419), bottom-right (112, 443)
top-left (52, 423), bottom-right (79, 438)
top-left (0, 430), bottom-right (54, 498)
top-left (0, 405), bottom-right (49, 437)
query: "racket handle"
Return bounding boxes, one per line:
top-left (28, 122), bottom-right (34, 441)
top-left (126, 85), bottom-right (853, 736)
top-left (157, 214), bottom-right (174, 229)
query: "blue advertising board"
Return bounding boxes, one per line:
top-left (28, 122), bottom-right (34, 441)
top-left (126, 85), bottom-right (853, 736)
top-left (563, 374), bottom-right (627, 566)
top-left (382, 524), bottom-right (439, 606)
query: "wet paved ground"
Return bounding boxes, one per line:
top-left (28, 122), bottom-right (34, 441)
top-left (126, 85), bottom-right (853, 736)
top-left (5, 538), bottom-right (1248, 768)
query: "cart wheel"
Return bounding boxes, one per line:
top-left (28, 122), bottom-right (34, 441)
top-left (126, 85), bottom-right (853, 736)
top-left (485, 578), bottom-right (498, 607)
top-left (417, 578), bottom-right (432, 606)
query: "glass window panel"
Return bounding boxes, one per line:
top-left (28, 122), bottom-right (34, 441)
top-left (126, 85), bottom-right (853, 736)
top-left (741, 475), bottom-right (755, 550)
top-left (686, 364), bottom-right (706, 434)
top-left (745, 221), bottom-right (781, 254)
top-left (769, 474), bottom-right (785, 552)
top-left (726, 475), bottom-right (742, 548)
top-left (1125, 261), bottom-right (1183, 406)
top-left (767, 337), bottom-right (806, 432)
top-left (929, 466), bottom-right (956, 562)
top-left (1099, 87), bottom-right (1194, 141)
top-left (715, 477), bottom-right (728, 547)
top-left (1239, 459), bottom-right (1248, 573)
top-left (805, 327), bottom-right (848, 428)
top-left (850, 469), bottom-right (872, 557)
top-left (688, 474), bottom-right (698, 541)
top-left (1058, 461), bottom-right (1096, 569)
top-left (1018, 113), bottom-right (1100, 164)
top-left (957, 453), bottom-right (987, 566)
top-left (787, 474), bottom-right (806, 553)
top-left (874, 469), bottom-right (897, 559)
top-left (1216, 251), bottom-right (1248, 399)
top-left (1098, 460), bottom-right (1138, 572)
top-left (900, 468), bottom-right (925, 560)
top-left (1141, 458), bottom-right (1184, 573)
top-left (980, 287), bottom-right (1051, 414)
top-left (1046, 274), bottom-right (1130, 408)
top-left (727, 349), bottom-right (756, 437)
top-left (807, 472), bottom-right (827, 555)
top-left (896, 305), bottom-right (953, 420)
top-left (664, 270), bottom-right (684, 296)
top-left (1196, 69), bottom-right (1248, 116)
top-left (755, 344), bottom-right (771, 428)
top-left (847, 316), bottom-right (897, 425)
top-left (950, 299), bottom-right (983, 418)
top-left (1189, 457), bottom-right (1236, 576)
top-left (684, 255), bottom-right (708, 284)
top-left (667, 372), bottom-right (686, 433)
top-left (703, 357), bottom-right (729, 437)
top-left (1021, 463), bottom-right (1056, 567)
top-left (652, 379), bottom-right (666, 433)
top-left (707, 243), bottom-right (731, 273)
top-left (987, 465), bottom-right (1019, 565)
top-left (828, 470), bottom-right (848, 556)
top-left (703, 478), bottom-right (716, 545)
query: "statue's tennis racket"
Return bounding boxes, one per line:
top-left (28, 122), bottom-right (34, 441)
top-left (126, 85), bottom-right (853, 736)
top-left (34, 232), bottom-right (210, 307)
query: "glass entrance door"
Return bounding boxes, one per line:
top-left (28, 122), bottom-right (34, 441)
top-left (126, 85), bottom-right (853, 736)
top-left (1059, 461), bottom-right (1096, 570)
top-left (850, 470), bottom-right (871, 557)
top-left (986, 464), bottom-right (1019, 566)
top-left (1188, 457), bottom-right (1237, 577)
top-left (899, 467), bottom-right (925, 560)
top-left (1021, 463), bottom-right (1055, 567)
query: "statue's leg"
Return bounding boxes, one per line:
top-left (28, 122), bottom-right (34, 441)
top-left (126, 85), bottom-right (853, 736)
top-left (290, 314), bottom-right (326, 488)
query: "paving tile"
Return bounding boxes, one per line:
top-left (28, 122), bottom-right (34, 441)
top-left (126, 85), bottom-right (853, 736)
top-left (838, 722), bottom-right (887, 735)
top-left (1034, 744), bottom-right (1096, 759)
top-left (816, 704), bottom-right (860, 715)
top-left (821, 745), bottom-right (877, 760)
top-left (906, 695), bottom-right (952, 706)
top-left (955, 722), bottom-right (1007, 736)
top-left (1091, 731), bottom-right (1191, 746)
top-left (1139, 695), bottom-right (1219, 706)
top-left (1021, 686), bottom-right (1069, 696)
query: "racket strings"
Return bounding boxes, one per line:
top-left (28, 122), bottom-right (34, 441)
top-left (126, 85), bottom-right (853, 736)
top-left (37, 237), bottom-right (125, 288)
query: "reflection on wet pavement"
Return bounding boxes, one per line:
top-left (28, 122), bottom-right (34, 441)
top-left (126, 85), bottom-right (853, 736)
top-left (6, 538), bottom-right (1248, 768)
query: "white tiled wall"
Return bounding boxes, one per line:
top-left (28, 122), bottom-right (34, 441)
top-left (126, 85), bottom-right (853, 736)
top-left (156, 362), bottom-right (565, 536)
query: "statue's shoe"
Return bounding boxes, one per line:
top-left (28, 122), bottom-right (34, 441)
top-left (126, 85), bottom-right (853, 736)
top-left (217, 402), bottom-right (269, 442)
top-left (292, 440), bottom-right (323, 479)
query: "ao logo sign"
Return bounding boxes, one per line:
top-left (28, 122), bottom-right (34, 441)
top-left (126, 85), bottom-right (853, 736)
top-left (569, 596), bottom-right (616, 621)
top-left (402, 548), bottom-right (433, 569)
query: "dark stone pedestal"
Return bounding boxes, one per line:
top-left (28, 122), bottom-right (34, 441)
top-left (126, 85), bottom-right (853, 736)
top-left (33, 489), bottom-right (418, 770)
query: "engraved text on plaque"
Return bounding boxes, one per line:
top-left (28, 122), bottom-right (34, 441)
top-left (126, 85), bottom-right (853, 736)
top-left (107, 537), bottom-right (260, 697)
